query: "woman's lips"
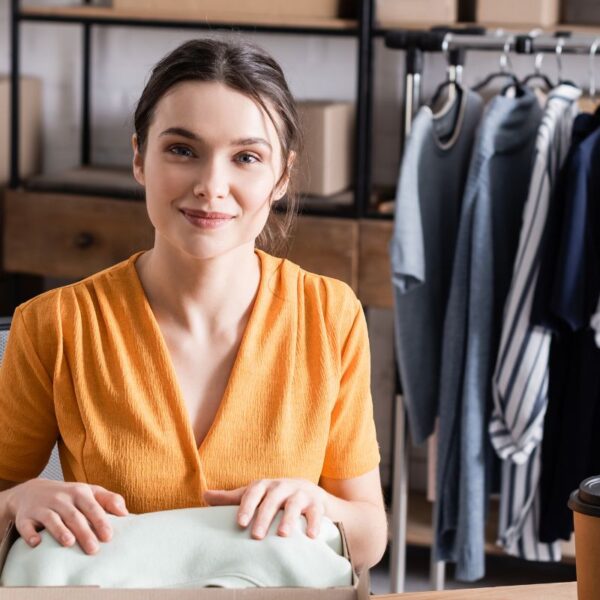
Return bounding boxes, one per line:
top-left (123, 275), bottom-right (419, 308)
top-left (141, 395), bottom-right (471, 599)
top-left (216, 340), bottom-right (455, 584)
top-left (180, 209), bottom-right (236, 229)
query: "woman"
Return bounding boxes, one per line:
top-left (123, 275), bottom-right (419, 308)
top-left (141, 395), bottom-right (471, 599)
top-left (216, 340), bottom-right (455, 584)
top-left (0, 38), bottom-right (387, 572)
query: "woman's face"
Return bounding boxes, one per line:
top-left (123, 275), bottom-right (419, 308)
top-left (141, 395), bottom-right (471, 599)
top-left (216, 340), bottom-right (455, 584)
top-left (132, 81), bottom-right (288, 260)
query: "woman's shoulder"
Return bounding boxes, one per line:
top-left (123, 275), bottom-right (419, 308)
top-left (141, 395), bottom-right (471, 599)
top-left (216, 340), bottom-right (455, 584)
top-left (15, 252), bottom-right (143, 328)
top-left (259, 249), bottom-right (362, 330)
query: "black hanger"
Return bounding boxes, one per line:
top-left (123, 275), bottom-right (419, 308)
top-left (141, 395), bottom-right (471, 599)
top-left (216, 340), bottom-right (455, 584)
top-left (429, 46), bottom-right (465, 110)
top-left (429, 79), bottom-right (462, 110)
top-left (522, 72), bottom-right (555, 91)
top-left (473, 70), bottom-right (522, 93)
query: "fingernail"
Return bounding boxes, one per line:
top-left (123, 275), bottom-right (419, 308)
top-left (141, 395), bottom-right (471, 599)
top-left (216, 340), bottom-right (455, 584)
top-left (29, 536), bottom-right (39, 547)
top-left (238, 513), bottom-right (249, 527)
top-left (61, 533), bottom-right (73, 545)
top-left (308, 528), bottom-right (317, 538)
top-left (254, 527), bottom-right (265, 538)
top-left (88, 541), bottom-right (99, 553)
top-left (279, 525), bottom-right (289, 535)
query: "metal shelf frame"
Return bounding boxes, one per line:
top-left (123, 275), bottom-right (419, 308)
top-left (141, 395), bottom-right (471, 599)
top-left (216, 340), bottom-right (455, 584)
top-left (8, 0), bottom-right (379, 220)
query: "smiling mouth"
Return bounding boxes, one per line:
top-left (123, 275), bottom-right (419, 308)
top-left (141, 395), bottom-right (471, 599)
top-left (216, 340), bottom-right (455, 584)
top-left (179, 209), bottom-right (236, 229)
top-left (180, 209), bottom-right (236, 219)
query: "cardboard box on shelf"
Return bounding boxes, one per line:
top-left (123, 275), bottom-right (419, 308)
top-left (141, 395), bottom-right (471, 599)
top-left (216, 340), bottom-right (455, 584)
top-left (563, 0), bottom-right (600, 25)
top-left (112, 0), bottom-right (345, 20)
top-left (0, 77), bottom-right (42, 185)
top-left (376, 0), bottom-right (457, 25)
top-left (476, 0), bottom-right (559, 26)
top-left (0, 519), bottom-right (370, 598)
top-left (296, 101), bottom-right (355, 198)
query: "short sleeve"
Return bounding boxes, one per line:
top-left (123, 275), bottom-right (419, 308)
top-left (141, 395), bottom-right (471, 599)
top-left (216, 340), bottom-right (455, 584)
top-left (321, 300), bottom-right (381, 479)
top-left (0, 307), bottom-right (58, 481)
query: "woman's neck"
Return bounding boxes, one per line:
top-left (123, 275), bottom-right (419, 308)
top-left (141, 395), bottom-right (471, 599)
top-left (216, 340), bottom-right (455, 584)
top-left (135, 238), bottom-right (261, 335)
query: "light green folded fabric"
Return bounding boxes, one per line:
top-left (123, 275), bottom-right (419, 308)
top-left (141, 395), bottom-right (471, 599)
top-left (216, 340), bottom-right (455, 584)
top-left (0, 505), bottom-right (353, 589)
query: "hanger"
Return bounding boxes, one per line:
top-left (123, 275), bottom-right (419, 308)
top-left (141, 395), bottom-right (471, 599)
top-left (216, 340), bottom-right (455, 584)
top-left (554, 37), bottom-right (578, 88)
top-left (521, 53), bottom-right (555, 91)
top-left (473, 39), bottom-right (522, 94)
top-left (578, 38), bottom-right (600, 114)
top-left (429, 34), bottom-right (463, 110)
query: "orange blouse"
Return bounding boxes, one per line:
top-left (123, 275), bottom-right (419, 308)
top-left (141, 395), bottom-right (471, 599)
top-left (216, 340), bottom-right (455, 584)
top-left (0, 249), bottom-right (380, 514)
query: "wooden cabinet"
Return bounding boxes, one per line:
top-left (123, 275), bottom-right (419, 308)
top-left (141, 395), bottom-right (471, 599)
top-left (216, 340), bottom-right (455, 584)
top-left (358, 219), bottom-right (393, 308)
top-left (3, 190), bottom-right (395, 307)
top-left (3, 190), bottom-right (153, 280)
top-left (288, 216), bottom-right (359, 292)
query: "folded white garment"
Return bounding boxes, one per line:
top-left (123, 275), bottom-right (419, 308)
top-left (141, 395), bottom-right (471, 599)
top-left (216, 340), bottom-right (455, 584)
top-left (0, 505), bottom-right (353, 589)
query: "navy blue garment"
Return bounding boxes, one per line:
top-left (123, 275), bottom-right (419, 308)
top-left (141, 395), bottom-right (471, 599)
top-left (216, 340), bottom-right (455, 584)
top-left (532, 112), bottom-right (600, 329)
top-left (536, 122), bottom-right (600, 543)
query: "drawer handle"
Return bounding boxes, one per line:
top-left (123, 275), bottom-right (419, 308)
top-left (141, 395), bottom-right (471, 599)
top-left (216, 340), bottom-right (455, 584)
top-left (74, 232), bottom-right (95, 249)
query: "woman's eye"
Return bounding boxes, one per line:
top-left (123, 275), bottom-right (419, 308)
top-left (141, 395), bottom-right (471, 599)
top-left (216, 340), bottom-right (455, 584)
top-left (169, 145), bottom-right (194, 158)
top-left (236, 152), bottom-right (259, 165)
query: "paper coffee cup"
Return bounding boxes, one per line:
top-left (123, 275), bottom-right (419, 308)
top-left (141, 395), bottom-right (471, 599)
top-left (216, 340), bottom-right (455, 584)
top-left (568, 476), bottom-right (600, 600)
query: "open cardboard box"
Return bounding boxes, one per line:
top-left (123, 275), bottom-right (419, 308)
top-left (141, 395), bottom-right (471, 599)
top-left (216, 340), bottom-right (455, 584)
top-left (0, 519), bottom-right (371, 598)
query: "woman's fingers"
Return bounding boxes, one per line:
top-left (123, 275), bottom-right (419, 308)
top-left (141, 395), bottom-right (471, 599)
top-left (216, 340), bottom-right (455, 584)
top-left (58, 504), bottom-right (102, 554)
top-left (278, 494), bottom-right (304, 536)
top-left (303, 503), bottom-right (324, 538)
top-left (237, 480), bottom-right (269, 531)
top-left (35, 510), bottom-right (76, 547)
top-left (72, 492), bottom-right (113, 543)
top-left (91, 485), bottom-right (128, 517)
top-left (250, 482), bottom-right (294, 539)
top-left (14, 517), bottom-right (43, 548)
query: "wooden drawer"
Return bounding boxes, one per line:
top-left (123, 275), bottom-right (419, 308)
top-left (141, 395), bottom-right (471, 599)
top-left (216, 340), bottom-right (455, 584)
top-left (287, 216), bottom-right (359, 292)
top-left (3, 190), bottom-right (153, 279)
top-left (2, 191), bottom-right (360, 291)
top-left (358, 219), bottom-right (393, 309)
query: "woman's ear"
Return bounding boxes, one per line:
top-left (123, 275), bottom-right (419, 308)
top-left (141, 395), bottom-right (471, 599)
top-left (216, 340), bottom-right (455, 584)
top-left (273, 150), bottom-right (297, 201)
top-left (132, 134), bottom-right (145, 187)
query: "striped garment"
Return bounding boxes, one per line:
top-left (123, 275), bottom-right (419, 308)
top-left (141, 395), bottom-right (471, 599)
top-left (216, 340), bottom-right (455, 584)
top-left (490, 85), bottom-right (581, 560)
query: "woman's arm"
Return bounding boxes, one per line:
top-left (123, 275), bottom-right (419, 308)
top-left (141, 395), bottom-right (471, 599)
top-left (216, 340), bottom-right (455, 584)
top-left (320, 467), bottom-right (388, 572)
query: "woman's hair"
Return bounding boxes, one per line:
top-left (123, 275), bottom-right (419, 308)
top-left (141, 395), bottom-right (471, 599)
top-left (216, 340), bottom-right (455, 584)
top-left (134, 38), bottom-right (302, 255)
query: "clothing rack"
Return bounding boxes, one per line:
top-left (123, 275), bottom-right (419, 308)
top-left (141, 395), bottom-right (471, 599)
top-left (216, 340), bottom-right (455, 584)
top-left (385, 26), bottom-right (600, 594)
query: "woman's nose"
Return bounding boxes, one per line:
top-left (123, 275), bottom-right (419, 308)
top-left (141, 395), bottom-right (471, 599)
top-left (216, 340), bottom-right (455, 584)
top-left (193, 158), bottom-right (229, 200)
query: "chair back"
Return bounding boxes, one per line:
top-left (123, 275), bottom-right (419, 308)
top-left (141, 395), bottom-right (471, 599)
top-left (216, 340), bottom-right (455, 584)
top-left (0, 317), bottom-right (63, 481)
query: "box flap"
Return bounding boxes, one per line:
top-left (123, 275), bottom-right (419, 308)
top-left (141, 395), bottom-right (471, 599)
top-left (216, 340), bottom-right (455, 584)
top-left (0, 522), bottom-right (18, 575)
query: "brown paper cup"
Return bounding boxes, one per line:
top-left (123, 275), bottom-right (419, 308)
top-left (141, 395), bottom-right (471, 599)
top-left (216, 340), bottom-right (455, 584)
top-left (568, 476), bottom-right (600, 600)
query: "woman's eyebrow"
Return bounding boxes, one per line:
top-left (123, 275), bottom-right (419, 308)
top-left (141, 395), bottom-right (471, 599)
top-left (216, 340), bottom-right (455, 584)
top-left (231, 137), bottom-right (272, 150)
top-left (159, 127), bottom-right (199, 140)
top-left (159, 127), bottom-right (271, 150)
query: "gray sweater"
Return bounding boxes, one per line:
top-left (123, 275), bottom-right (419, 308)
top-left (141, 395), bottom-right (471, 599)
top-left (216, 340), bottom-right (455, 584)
top-left (435, 88), bottom-right (543, 582)
top-left (390, 89), bottom-right (484, 445)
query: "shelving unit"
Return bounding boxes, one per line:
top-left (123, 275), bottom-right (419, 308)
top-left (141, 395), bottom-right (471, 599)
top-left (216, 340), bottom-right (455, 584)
top-left (5, 0), bottom-right (391, 311)
top-left (18, 5), bottom-right (360, 31)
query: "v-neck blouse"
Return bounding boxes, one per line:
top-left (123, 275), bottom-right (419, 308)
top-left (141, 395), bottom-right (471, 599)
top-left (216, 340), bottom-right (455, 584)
top-left (0, 250), bottom-right (380, 514)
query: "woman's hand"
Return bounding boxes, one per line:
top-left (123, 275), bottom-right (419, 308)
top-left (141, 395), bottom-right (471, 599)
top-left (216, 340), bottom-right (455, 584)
top-left (204, 478), bottom-right (328, 540)
top-left (6, 479), bottom-right (129, 555)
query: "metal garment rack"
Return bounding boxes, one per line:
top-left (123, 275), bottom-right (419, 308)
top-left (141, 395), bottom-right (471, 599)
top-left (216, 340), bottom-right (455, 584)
top-left (385, 26), bottom-right (600, 593)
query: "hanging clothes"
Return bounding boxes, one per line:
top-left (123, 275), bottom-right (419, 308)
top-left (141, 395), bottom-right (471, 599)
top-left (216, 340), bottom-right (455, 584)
top-left (435, 88), bottom-right (543, 582)
top-left (591, 296), bottom-right (600, 348)
top-left (533, 117), bottom-right (600, 544)
top-left (488, 84), bottom-right (581, 561)
top-left (390, 89), bottom-right (484, 446)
